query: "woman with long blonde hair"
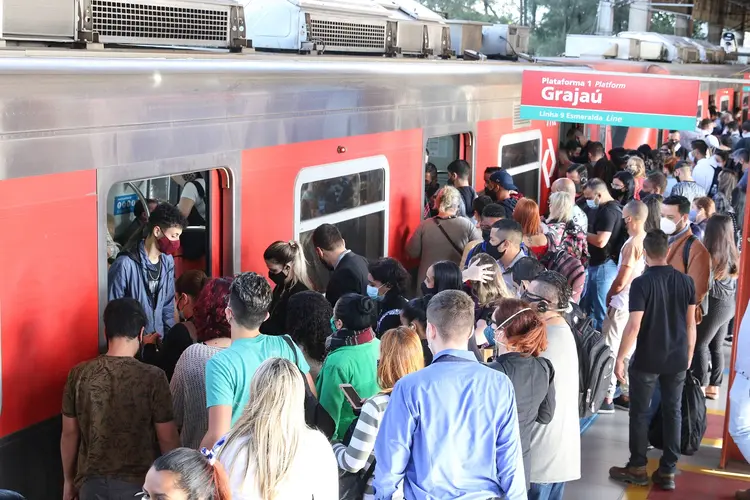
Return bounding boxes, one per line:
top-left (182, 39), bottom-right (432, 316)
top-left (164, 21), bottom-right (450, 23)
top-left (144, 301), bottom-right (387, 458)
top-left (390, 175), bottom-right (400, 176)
top-left (332, 326), bottom-right (424, 499)
top-left (218, 358), bottom-right (338, 500)
top-left (468, 253), bottom-right (512, 349)
top-left (260, 240), bottom-right (313, 335)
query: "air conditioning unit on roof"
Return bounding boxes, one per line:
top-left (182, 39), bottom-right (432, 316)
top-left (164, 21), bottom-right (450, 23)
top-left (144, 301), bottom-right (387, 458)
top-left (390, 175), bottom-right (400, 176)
top-left (618, 31), bottom-right (700, 63)
top-left (3, 0), bottom-right (248, 49)
top-left (245, 0), bottom-right (452, 57)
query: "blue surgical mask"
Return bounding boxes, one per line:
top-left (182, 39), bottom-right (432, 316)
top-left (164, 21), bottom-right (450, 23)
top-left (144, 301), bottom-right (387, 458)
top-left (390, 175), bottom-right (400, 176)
top-left (586, 199), bottom-right (598, 209)
top-left (688, 209), bottom-right (698, 222)
top-left (366, 285), bottom-right (382, 300)
top-left (483, 324), bottom-right (496, 347)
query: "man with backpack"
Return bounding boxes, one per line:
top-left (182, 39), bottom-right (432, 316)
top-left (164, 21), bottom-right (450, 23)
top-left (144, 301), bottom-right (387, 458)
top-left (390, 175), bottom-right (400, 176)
top-left (523, 271), bottom-right (580, 500)
top-left (599, 200), bottom-right (647, 414)
top-left (609, 230), bottom-right (697, 492)
top-left (488, 219), bottom-right (528, 294)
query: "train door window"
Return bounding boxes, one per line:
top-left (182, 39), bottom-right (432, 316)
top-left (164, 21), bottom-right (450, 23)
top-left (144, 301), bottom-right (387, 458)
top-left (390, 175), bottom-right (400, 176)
top-left (720, 94), bottom-right (730, 112)
top-left (106, 171), bottom-right (214, 277)
top-left (498, 130), bottom-right (542, 203)
top-left (295, 156), bottom-right (389, 291)
top-left (426, 134), bottom-right (460, 187)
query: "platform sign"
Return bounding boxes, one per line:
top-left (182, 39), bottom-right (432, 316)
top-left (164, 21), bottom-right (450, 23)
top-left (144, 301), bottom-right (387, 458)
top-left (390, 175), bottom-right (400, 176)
top-left (113, 193), bottom-right (139, 215)
top-left (520, 70), bottom-right (700, 130)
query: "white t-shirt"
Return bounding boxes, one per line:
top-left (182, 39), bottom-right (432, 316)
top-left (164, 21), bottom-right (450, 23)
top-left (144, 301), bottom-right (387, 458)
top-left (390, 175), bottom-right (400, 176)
top-left (180, 179), bottom-right (206, 221)
top-left (529, 321), bottom-right (581, 483)
top-left (692, 157), bottom-right (716, 194)
top-left (609, 236), bottom-right (646, 311)
top-left (220, 428), bottom-right (339, 500)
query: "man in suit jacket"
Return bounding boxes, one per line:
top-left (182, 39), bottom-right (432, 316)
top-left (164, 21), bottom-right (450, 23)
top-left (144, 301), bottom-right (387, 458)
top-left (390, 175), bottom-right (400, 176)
top-left (312, 223), bottom-right (369, 307)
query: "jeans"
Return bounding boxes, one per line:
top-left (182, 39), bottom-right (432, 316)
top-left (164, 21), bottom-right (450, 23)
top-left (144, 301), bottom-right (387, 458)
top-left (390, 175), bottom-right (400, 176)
top-left (580, 260), bottom-right (617, 331)
top-left (528, 482), bottom-right (565, 500)
top-left (729, 372), bottom-right (750, 461)
top-left (691, 295), bottom-right (735, 387)
top-left (628, 368), bottom-right (686, 474)
top-left (79, 477), bottom-right (142, 500)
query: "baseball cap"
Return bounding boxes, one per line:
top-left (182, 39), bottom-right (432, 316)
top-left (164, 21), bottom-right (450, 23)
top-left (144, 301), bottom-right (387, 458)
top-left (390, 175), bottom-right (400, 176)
top-left (489, 169), bottom-right (519, 191)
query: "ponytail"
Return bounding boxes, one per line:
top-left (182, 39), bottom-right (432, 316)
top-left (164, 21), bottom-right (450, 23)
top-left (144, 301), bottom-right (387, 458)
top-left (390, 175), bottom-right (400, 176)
top-left (263, 240), bottom-right (314, 290)
top-left (152, 447), bottom-right (231, 500)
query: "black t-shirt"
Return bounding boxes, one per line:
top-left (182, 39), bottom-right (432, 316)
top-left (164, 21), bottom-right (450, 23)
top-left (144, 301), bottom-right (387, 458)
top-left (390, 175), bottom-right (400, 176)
top-left (588, 200), bottom-right (624, 266)
top-left (629, 266), bottom-right (696, 374)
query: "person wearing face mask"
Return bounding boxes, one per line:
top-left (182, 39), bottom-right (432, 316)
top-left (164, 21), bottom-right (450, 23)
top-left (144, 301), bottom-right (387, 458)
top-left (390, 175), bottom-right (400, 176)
top-left (671, 160), bottom-right (706, 205)
top-left (551, 178), bottom-right (588, 231)
top-left (487, 299), bottom-right (555, 491)
top-left (642, 171), bottom-right (667, 198)
top-left (611, 171), bottom-right (636, 207)
top-left (468, 253), bottom-right (513, 348)
top-left (311, 223), bottom-right (369, 308)
top-left (142, 270), bottom-right (209, 381)
top-left (687, 196), bottom-right (714, 241)
top-left (489, 219), bottom-right (528, 295)
top-left (373, 290), bottom-right (526, 500)
top-left (546, 190), bottom-right (590, 269)
top-left (521, 271), bottom-right (580, 500)
top-left (486, 169), bottom-right (525, 218)
top-left (447, 159), bottom-right (477, 218)
top-left (109, 202), bottom-right (187, 342)
top-left (259, 240), bottom-right (313, 335)
top-left (368, 257), bottom-right (411, 336)
top-left (401, 295), bottom-right (434, 366)
top-left (463, 203), bottom-right (506, 266)
top-left (172, 172), bottom-right (207, 260)
top-left (582, 179), bottom-right (626, 331)
top-left (512, 257), bottom-right (546, 299)
top-left (661, 196), bottom-right (711, 326)
top-left (317, 293), bottom-right (380, 440)
top-left (690, 140), bottom-right (716, 194)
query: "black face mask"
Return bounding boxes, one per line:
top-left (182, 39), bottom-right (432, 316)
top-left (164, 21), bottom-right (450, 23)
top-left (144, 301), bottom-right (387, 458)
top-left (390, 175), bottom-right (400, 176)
top-left (574, 182), bottom-right (583, 194)
top-left (421, 282), bottom-right (435, 296)
top-left (268, 270), bottom-right (287, 286)
top-left (492, 240), bottom-right (507, 261)
top-left (481, 228), bottom-right (492, 241)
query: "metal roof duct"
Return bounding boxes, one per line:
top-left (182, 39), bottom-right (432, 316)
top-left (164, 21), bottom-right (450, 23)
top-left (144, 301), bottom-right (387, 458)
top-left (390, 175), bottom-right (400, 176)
top-left (244, 0), bottom-right (452, 57)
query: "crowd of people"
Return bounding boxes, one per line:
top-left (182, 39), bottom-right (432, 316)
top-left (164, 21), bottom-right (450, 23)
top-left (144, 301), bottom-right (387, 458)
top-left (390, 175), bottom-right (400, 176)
top-left (53, 117), bottom-right (750, 500)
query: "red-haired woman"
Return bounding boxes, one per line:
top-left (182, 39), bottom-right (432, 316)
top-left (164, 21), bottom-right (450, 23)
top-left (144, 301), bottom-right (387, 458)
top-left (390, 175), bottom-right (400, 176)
top-left (487, 298), bottom-right (555, 490)
top-left (170, 277), bottom-right (233, 449)
top-left (514, 199), bottom-right (551, 259)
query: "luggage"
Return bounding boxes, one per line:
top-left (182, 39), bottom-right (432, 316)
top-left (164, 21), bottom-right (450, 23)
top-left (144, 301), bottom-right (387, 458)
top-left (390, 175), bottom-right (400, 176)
top-left (648, 370), bottom-right (707, 456)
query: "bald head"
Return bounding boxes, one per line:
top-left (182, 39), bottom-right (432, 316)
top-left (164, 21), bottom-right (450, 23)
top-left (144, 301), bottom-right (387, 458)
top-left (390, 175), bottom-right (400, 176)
top-left (552, 178), bottom-right (576, 196)
top-left (624, 200), bottom-right (648, 222)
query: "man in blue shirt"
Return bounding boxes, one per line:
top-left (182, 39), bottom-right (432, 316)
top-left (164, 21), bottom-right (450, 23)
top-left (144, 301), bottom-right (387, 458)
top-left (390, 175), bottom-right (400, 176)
top-left (373, 290), bottom-right (526, 500)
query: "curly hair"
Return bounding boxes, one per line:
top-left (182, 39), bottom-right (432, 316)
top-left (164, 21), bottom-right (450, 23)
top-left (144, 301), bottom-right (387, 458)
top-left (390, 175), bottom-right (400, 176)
top-left (492, 298), bottom-right (547, 357)
top-left (193, 277), bottom-right (232, 342)
top-left (285, 291), bottom-right (332, 364)
top-left (368, 257), bottom-right (411, 295)
top-left (148, 202), bottom-right (188, 231)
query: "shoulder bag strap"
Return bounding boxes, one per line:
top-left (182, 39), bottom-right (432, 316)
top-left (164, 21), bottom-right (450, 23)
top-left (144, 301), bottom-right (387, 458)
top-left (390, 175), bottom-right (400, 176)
top-left (190, 180), bottom-right (205, 200)
top-left (433, 218), bottom-right (464, 257)
top-left (683, 235), bottom-right (696, 272)
top-left (281, 334), bottom-right (299, 367)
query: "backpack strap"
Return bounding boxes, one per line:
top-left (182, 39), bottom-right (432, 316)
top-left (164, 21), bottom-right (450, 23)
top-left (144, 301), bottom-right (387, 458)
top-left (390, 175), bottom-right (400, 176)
top-left (190, 180), bottom-right (205, 200)
top-left (683, 234), bottom-right (697, 272)
top-left (433, 218), bottom-right (464, 257)
top-left (281, 335), bottom-right (300, 367)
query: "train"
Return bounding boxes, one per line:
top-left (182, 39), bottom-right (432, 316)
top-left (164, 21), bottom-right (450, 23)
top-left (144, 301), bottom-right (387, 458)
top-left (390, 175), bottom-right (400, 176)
top-left (0, 43), bottom-right (747, 498)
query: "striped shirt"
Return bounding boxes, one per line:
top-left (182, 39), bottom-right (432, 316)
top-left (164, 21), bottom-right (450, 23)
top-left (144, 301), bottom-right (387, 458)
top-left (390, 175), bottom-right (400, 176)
top-left (332, 393), bottom-right (402, 500)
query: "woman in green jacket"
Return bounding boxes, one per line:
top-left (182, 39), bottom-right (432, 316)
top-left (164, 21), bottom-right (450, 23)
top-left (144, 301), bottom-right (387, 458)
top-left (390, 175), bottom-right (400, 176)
top-left (316, 293), bottom-right (381, 440)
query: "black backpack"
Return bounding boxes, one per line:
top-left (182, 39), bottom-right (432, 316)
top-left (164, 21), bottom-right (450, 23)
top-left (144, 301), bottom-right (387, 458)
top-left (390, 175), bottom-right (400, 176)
top-left (648, 370), bottom-right (707, 456)
top-left (566, 307), bottom-right (614, 418)
top-left (338, 416), bottom-right (377, 500)
top-left (281, 336), bottom-right (336, 440)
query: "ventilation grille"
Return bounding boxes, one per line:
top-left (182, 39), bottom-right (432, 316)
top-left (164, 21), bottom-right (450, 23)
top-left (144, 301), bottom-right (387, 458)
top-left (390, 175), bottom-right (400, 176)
top-left (91, 1), bottom-right (229, 42)
top-left (513, 103), bottom-right (532, 129)
top-left (309, 18), bottom-right (385, 50)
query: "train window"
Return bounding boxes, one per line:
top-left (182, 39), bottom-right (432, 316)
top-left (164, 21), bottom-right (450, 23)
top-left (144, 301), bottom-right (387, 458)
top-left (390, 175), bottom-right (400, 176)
top-left (720, 94), bottom-right (730, 112)
top-left (498, 130), bottom-right (542, 203)
top-left (295, 156), bottom-right (390, 291)
top-left (426, 134), bottom-right (460, 186)
top-left (106, 171), bottom-right (212, 276)
top-left (697, 100), bottom-right (703, 119)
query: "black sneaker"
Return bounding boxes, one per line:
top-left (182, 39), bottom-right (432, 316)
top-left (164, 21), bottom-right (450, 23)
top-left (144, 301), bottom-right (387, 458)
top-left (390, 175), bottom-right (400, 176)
top-left (614, 395), bottom-right (630, 411)
top-left (652, 469), bottom-right (676, 490)
top-left (599, 400), bottom-right (615, 414)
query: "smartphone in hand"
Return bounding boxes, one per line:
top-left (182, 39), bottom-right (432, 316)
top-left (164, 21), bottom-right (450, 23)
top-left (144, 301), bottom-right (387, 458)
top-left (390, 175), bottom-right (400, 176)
top-left (339, 384), bottom-right (365, 411)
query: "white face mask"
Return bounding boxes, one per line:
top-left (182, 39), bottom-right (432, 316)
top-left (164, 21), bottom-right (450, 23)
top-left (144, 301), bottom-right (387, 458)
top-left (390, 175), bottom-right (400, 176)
top-left (660, 217), bottom-right (677, 235)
